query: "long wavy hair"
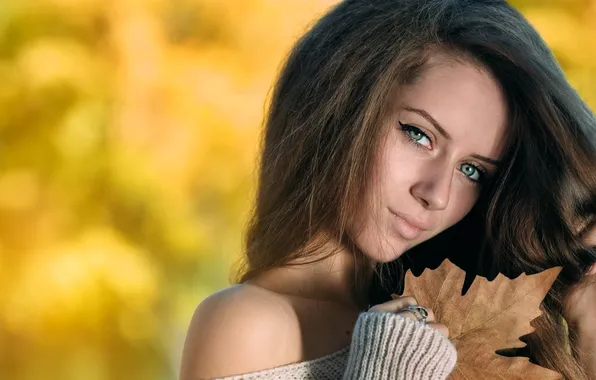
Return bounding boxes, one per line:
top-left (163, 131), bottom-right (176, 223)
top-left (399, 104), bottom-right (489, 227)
top-left (237, 1), bottom-right (596, 378)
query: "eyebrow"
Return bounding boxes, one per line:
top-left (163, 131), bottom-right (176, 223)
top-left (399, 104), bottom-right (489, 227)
top-left (405, 107), bottom-right (452, 140)
top-left (404, 106), bottom-right (501, 166)
top-left (471, 154), bottom-right (501, 166)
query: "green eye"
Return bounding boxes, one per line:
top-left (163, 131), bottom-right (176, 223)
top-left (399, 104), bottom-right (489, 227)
top-left (399, 122), bottom-right (432, 149)
top-left (460, 163), bottom-right (483, 182)
top-left (407, 129), bottom-right (425, 141)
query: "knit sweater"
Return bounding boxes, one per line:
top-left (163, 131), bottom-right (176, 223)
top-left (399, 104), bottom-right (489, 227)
top-left (217, 311), bottom-right (457, 379)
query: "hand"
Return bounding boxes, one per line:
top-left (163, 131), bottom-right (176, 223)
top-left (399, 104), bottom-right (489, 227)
top-left (564, 269), bottom-right (596, 332)
top-left (563, 225), bottom-right (596, 378)
top-left (369, 295), bottom-right (449, 337)
top-left (563, 223), bottom-right (596, 376)
top-left (564, 223), bottom-right (596, 329)
top-left (565, 266), bottom-right (596, 377)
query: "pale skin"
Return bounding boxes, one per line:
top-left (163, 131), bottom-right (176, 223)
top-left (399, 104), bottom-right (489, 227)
top-left (179, 54), bottom-right (596, 379)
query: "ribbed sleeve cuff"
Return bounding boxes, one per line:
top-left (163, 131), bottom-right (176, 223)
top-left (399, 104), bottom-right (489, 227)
top-left (342, 312), bottom-right (457, 380)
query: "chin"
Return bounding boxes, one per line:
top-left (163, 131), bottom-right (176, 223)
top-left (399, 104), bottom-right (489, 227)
top-left (350, 222), bottom-right (417, 263)
top-left (376, 250), bottom-right (407, 263)
top-left (360, 237), bottom-right (410, 263)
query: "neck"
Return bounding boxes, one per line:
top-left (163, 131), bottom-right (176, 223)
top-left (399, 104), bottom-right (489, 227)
top-left (252, 237), bottom-right (375, 310)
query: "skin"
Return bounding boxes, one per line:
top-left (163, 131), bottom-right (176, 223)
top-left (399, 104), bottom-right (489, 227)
top-left (351, 56), bottom-right (507, 263)
top-left (566, 229), bottom-right (596, 377)
top-left (179, 54), bottom-right (595, 379)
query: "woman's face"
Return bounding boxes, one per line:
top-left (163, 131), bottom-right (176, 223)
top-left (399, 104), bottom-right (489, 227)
top-left (353, 55), bottom-right (509, 262)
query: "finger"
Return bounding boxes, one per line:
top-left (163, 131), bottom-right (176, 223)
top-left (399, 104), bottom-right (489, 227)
top-left (391, 293), bottom-right (433, 322)
top-left (396, 310), bottom-right (418, 322)
top-left (369, 296), bottom-right (418, 313)
top-left (427, 322), bottom-right (449, 337)
top-left (425, 308), bottom-right (436, 323)
top-left (395, 307), bottom-right (435, 323)
top-left (395, 312), bottom-right (448, 337)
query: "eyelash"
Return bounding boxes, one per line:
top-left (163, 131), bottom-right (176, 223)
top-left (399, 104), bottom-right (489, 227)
top-left (398, 121), bottom-right (488, 185)
top-left (399, 121), bottom-right (433, 149)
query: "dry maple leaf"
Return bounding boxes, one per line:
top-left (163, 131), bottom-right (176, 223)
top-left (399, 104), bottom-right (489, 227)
top-left (400, 259), bottom-right (562, 380)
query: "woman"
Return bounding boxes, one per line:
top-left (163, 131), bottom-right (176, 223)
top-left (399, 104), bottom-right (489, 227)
top-left (180, 0), bottom-right (596, 379)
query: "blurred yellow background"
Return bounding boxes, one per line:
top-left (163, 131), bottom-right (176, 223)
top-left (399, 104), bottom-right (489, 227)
top-left (0, 0), bottom-right (595, 379)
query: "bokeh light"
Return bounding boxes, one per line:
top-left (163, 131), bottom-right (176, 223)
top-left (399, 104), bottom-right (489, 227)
top-left (0, 1), bottom-right (594, 379)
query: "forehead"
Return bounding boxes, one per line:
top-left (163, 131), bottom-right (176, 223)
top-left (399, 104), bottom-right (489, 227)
top-left (398, 55), bottom-right (509, 158)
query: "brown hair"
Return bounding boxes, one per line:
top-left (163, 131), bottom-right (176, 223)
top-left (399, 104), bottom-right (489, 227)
top-left (237, 1), bottom-right (596, 378)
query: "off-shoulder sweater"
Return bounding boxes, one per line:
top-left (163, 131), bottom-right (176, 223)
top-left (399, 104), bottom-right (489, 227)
top-left (216, 311), bottom-right (457, 379)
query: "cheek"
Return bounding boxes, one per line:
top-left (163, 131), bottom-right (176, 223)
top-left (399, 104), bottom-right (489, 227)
top-left (381, 143), bottom-right (422, 189)
top-left (441, 187), bottom-right (480, 228)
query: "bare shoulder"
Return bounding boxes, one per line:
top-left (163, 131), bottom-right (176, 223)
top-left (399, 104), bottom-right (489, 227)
top-left (179, 284), bottom-right (302, 380)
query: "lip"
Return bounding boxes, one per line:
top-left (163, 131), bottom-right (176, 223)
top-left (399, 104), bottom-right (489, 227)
top-left (388, 209), bottom-right (429, 240)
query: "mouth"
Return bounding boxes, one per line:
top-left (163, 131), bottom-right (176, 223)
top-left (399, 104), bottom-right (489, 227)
top-left (388, 209), bottom-right (429, 241)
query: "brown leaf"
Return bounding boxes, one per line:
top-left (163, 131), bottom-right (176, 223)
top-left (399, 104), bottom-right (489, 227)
top-left (400, 259), bottom-right (562, 380)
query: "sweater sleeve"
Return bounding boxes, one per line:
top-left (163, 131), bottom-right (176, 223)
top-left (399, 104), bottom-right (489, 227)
top-left (342, 312), bottom-right (457, 380)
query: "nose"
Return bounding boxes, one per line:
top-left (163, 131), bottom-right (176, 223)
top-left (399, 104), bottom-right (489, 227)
top-left (410, 164), bottom-right (453, 210)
